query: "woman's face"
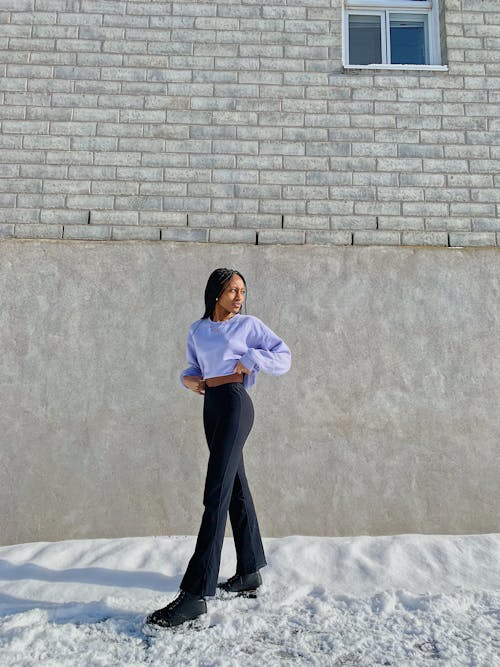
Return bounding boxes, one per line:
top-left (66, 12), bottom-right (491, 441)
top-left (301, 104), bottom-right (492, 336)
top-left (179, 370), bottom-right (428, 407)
top-left (216, 274), bottom-right (246, 318)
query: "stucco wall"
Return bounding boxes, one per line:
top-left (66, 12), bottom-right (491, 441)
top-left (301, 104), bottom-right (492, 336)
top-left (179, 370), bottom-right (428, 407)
top-left (1, 239), bottom-right (499, 545)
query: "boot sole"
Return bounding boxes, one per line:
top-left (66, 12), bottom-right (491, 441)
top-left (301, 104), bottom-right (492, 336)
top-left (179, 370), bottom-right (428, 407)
top-left (216, 588), bottom-right (259, 600)
top-left (142, 614), bottom-right (209, 635)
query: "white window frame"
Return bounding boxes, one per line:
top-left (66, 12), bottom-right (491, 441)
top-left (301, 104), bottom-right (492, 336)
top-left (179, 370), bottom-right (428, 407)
top-left (343, 0), bottom-right (448, 71)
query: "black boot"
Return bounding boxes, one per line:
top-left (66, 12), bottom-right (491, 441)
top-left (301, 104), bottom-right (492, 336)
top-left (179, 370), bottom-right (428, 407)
top-left (146, 590), bottom-right (207, 628)
top-left (217, 571), bottom-right (262, 595)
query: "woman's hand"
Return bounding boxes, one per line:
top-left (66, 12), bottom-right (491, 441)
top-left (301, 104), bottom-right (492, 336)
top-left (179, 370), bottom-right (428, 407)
top-left (233, 361), bottom-right (251, 375)
top-left (182, 375), bottom-right (206, 395)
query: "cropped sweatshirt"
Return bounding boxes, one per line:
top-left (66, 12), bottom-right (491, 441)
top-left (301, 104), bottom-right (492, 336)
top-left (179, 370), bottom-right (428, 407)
top-left (180, 314), bottom-right (291, 390)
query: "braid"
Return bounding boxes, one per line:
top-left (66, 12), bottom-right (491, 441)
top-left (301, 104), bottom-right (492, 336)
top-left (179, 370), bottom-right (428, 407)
top-left (202, 268), bottom-right (247, 319)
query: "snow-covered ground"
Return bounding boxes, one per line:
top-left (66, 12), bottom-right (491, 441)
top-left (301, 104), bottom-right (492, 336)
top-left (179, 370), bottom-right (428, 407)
top-left (0, 534), bottom-right (499, 666)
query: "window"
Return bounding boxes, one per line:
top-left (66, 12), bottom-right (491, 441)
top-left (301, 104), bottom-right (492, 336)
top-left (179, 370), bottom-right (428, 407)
top-left (343, 0), bottom-right (445, 69)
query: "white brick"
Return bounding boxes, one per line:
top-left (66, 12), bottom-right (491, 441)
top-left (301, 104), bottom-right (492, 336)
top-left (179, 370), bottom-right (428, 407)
top-left (0, 223), bottom-right (14, 238)
top-left (241, 72), bottom-right (283, 86)
top-left (172, 3), bottom-right (215, 17)
top-left (283, 128), bottom-right (327, 141)
top-left (306, 171), bottom-right (351, 187)
top-left (399, 145), bottom-right (443, 159)
top-left (238, 156), bottom-right (283, 170)
top-left (196, 19), bottom-right (239, 31)
top-left (399, 174), bottom-right (445, 187)
top-left (377, 158), bottom-right (422, 173)
top-left (329, 186), bottom-right (376, 201)
top-left (305, 230), bottom-right (352, 245)
top-left (351, 144), bottom-right (396, 157)
top-left (306, 142), bottom-right (350, 157)
top-left (0, 194), bottom-right (16, 207)
top-left (330, 215), bottom-right (376, 230)
top-left (14, 223), bottom-right (61, 239)
top-left (236, 214), bottom-right (282, 229)
top-left (240, 19), bottom-right (284, 33)
top-left (402, 232), bottom-right (448, 246)
top-left (163, 197), bottom-right (210, 212)
top-left (451, 203), bottom-right (496, 217)
top-left (307, 200), bottom-right (353, 215)
top-left (261, 31), bottom-right (307, 46)
top-left (66, 195), bottom-right (114, 209)
top-left (115, 195), bottom-right (162, 210)
top-left (213, 169), bottom-right (258, 184)
top-left (263, 7), bottom-right (306, 20)
top-left (425, 218), bottom-right (471, 232)
top-left (378, 217), bottom-right (424, 231)
top-left (212, 198), bottom-right (258, 214)
top-left (192, 155), bottom-right (235, 168)
top-left (161, 227), bottom-right (207, 242)
top-left (258, 230), bottom-right (305, 245)
top-left (355, 202), bottom-right (401, 216)
top-left (0, 209), bottom-right (39, 223)
top-left (112, 225), bottom-right (160, 241)
top-left (237, 126), bottom-right (281, 141)
top-left (188, 214), bottom-right (235, 228)
top-left (353, 231), bottom-right (401, 246)
top-left (213, 140), bottom-right (258, 155)
top-left (351, 115), bottom-right (396, 129)
top-left (423, 159), bottom-right (470, 173)
top-left (260, 141), bottom-right (305, 156)
top-left (449, 232), bottom-right (496, 247)
top-left (139, 212), bottom-right (186, 227)
top-left (470, 188), bottom-right (500, 202)
top-left (235, 184), bottom-right (280, 199)
top-left (283, 185), bottom-right (327, 200)
top-left (425, 189), bottom-right (471, 202)
top-left (62, 224), bottom-right (111, 240)
top-left (40, 209), bottom-right (88, 225)
top-left (283, 157), bottom-right (329, 170)
top-left (187, 183), bottom-right (234, 198)
top-left (209, 229), bottom-right (256, 244)
top-left (284, 215), bottom-right (329, 230)
top-left (353, 173), bottom-right (397, 187)
top-left (403, 203), bottom-right (449, 217)
top-left (217, 5), bottom-right (260, 19)
top-left (261, 199), bottom-right (306, 215)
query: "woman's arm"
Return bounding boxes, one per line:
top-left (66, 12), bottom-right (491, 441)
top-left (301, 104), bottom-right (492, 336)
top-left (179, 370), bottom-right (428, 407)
top-left (180, 329), bottom-right (205, 393)
top-left (238, 320), bottom-right (291, 376)
top-left (182, 375), bottom-right (206, 394)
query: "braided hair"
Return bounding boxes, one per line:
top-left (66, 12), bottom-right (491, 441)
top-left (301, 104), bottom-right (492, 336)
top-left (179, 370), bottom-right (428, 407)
top-left (202, 268), bottom-right (247, 319)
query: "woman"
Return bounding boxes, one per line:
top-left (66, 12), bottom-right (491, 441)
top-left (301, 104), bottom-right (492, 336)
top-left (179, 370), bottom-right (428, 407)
top-left (146, 268), bottom-right (291, 629)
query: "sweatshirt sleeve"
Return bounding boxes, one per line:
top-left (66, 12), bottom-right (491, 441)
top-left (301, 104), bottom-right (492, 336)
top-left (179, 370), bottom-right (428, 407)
top-left (239, 319), bottom-right (291, 376)
top-left (179, 329), bottom-right (202, 389)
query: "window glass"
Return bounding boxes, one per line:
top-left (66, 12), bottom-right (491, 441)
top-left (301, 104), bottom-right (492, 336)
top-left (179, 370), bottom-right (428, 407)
top-left (390, 13), bottom-right (428, 65)
top-left (348, 15), bottom-right (382, 66)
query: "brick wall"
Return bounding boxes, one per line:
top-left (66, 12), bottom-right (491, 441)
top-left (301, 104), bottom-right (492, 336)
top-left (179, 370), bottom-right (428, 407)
top-left (0, 0), bottom-right (499, 247)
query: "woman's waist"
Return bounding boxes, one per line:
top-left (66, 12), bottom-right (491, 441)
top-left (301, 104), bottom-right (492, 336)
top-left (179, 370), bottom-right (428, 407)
top-left (204, 372), bottom-right (244, 388)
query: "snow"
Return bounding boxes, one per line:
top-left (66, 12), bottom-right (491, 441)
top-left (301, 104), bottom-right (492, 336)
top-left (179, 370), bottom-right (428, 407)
top-left (0, 534), bottom-right (499, 666)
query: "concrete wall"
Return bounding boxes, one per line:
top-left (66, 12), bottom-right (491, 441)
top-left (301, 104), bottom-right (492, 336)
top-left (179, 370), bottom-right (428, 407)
top-left (1, 239), bottom-right (499, 545)
top-left (0, 0), bottom-right (500, 248)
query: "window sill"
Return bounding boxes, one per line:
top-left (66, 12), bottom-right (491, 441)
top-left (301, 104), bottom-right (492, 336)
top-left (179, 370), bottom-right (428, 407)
top-left (342, 64), bottom-right (449, 72)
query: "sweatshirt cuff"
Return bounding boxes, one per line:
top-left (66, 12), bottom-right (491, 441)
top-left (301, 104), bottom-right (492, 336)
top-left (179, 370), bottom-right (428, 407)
top-left (240, 350), bottom-right (259, 373)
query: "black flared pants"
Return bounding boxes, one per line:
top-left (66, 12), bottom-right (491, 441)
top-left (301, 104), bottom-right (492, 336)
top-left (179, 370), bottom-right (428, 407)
top-left (180, 382), bottom-right (267, 598)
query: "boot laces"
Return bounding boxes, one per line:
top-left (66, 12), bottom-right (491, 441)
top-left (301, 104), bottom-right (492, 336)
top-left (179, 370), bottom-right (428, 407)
top-left (169, 591), bottom-right (186, 609)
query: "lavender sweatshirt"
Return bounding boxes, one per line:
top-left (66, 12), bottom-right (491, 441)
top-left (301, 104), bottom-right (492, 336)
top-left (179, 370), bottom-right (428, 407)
top-left (180, 314), bottom-right (291, 390)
